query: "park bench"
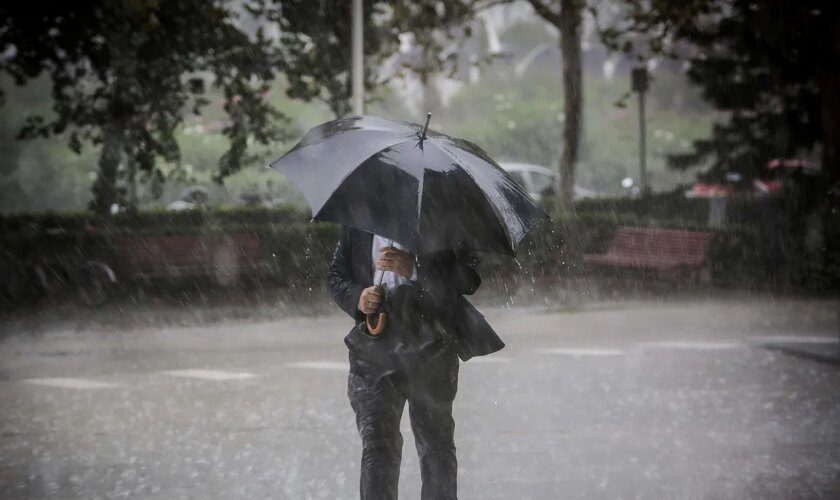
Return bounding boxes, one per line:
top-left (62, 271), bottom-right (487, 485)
top-left (112, 233), bottom-right (263, 285)
top-left (583, 226), bottom-right (716, 279)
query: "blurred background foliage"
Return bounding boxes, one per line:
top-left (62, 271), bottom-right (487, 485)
top-left (1, 0), bottom-right (839, 300)
top-left (2, 0), bottom-right (838, 214)
top-left (0, 48), bottom-right (714, 213)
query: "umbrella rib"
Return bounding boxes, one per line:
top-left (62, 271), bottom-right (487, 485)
top-left (415, 158), bottom-right (425, 250)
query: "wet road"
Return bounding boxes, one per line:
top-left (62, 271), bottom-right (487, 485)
top-left (1, 298), bottom-right (839, 499)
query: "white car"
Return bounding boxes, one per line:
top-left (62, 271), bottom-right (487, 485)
top-left (166, 186), bottom-right (210, 211)
top-left (499, 162), bottom-right (597, 201)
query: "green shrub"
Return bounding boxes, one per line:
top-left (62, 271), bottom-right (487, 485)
top-left (4, 202), bottom-right (834, 298)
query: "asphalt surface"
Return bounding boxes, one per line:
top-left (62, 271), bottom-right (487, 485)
top-left (1, 297), bottom-right (839, 499)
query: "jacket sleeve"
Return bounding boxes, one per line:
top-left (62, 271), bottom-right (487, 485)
top-left (449, 249), bottom-right (481, 295)
top-left (327, 227), bottom-right (366, 322)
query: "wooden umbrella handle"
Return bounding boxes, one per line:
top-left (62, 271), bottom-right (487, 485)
top-left (366, 312), bottom-right (387, 336)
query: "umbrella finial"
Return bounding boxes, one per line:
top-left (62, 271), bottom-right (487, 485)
top-left (421, 112), bottom-right (432, 141)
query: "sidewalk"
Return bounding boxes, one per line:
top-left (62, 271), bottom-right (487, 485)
top-left (761, 337), bottom-right (840, 367)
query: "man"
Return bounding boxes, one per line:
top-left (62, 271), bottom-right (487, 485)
top-left (328, 225), bottom-right (504, 500)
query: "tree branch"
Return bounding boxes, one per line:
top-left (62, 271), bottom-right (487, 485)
top-left (527, 0), bottom-right (562, 28)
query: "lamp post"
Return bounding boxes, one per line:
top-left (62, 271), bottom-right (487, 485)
top-left (351, 0), bottom-right (364, 115)
top-left (632, 67), bottom-right (649, 195)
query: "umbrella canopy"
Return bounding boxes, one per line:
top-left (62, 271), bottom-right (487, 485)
top-left (271, 115), bottom-right (549, 256)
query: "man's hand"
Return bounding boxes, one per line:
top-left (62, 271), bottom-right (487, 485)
top-left (358, 286), bottom-right (384, 314)
top-left (376, 246), bottom-right (413, 278)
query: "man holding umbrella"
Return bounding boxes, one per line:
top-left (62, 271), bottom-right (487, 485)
top-left (271, 114), bottom-right (547, 499)
top-left (329, 230), bottom-right (484, 499)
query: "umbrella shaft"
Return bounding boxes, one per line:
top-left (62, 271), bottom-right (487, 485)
top-left (375, 239), bottom-right (394, 287)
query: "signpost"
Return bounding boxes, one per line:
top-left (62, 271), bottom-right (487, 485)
top-left (351, 0), bottom-right (364, 115)
top-left (632, 67), bottom-right (649, 195)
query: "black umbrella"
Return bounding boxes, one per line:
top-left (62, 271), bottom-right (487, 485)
top-left (271, 114), bottom-right (549, 257)
top-left (273, 114), bottom-right (549, 335)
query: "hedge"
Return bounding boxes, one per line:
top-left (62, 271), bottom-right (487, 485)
top-left (0, 205), bottom-right (312, 237)
top-left (2, 203), bottom-right (836, 300)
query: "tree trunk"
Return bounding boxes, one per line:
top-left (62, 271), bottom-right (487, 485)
top-left (817, 21), bottom-right (840, 277)
top-left (818, 14), bottom-right (840, 188)
top-left (90, 16), bottom-right (136, 215)
top-left (558, 0), bottom-right (583, 211)
top-left (819, 71), bottom-right (840, 185)
top-left (126, 156), bottom-right (138, 213)
top-left (90, 125), bottom-right (123, 216)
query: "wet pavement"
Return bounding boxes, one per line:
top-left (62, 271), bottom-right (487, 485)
top-left (1, 297), bottom-right (839, 499)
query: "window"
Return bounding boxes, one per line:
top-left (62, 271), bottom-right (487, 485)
top-left (531, 172), bottom-right (556, 195)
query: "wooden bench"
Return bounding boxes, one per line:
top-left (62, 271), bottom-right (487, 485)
top-left (583, 226), bottom-right (715, 275)
top-left (112, 234), bottom-right (263, 283)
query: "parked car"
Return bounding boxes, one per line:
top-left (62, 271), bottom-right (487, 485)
top-left (499, 162), bottom-right (597, 201)
top-left (166, 186), bottom-right (210, 211)
top-left (685, 159), bottom-right (822, 198)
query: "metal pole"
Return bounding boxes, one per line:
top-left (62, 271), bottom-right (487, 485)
top-left (351, 0), bottom-right (364, 115)
top-left (632, 67), bottom-right (649, 195)
top-left (639, 89), bottom-right (647, 194)
top-left (421, 112), bottom-right (432, 140)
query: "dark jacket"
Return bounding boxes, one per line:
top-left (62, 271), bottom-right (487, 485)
top-left (327, 226), bottom-right (504, 361)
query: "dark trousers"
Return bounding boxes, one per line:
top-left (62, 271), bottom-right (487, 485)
top-left (348, 345), bottom-right (459, 500)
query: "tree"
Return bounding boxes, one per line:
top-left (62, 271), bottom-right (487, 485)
top-left (0, 1), bottom-right (288, 215)
top-left (261, 0), bottom-right (399, 118)
top-left (596, 0), bottom-right (840, 187)
top-left (266, 1), bottom-right (478, 119)
top-left (277, 0), bottom-right (585, 208)
top-left (527, 0), bottom-right (584, 209)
